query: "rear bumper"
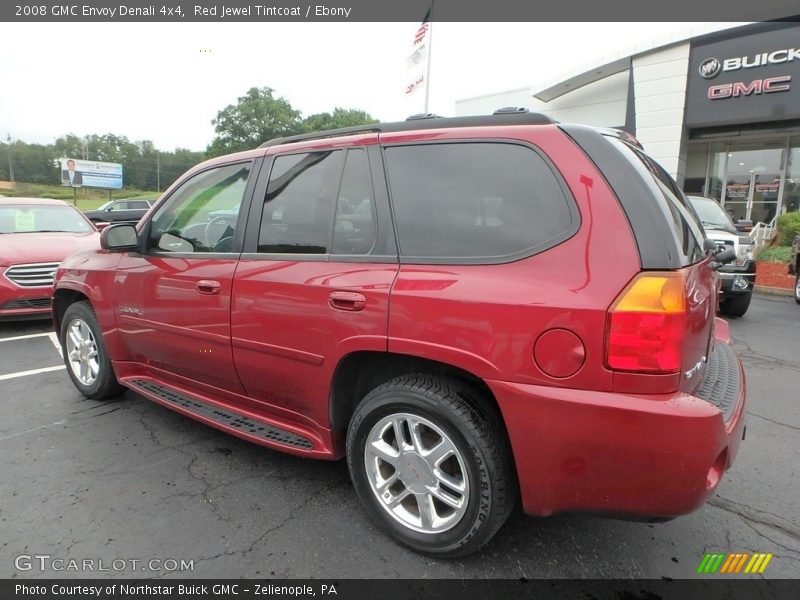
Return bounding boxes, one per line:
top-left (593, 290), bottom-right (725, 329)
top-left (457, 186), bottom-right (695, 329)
top-left (488, 336), bottom-right (746, 518)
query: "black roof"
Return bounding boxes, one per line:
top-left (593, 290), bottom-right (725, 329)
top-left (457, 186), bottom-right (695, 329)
top-left (258, 111), bottom-right (555, 149)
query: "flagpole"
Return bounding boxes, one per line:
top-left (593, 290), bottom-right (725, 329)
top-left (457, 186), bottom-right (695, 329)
top-left (424, 1), bottom-right (434, 113)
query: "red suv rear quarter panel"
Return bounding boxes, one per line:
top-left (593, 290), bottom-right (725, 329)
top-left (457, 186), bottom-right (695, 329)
top-left (385, 125), bottom-right (641, 391)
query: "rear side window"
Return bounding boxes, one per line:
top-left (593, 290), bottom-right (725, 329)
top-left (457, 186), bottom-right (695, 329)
top-left (258, 150), bottom-right (345, 254)
top-left (332, 149), bottom-right (377, 255)
top-left (610, 139), bottom-right (706, 265)
top-left (384, 142), bottom-right (577, 262)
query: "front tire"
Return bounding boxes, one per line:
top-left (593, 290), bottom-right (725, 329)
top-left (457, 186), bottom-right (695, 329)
top-left (346, 374), bottom-right (516, 557)
top-left (720, 292), bottom-right (751, 317)
top-left (61, 301), bottom-right (125, 400)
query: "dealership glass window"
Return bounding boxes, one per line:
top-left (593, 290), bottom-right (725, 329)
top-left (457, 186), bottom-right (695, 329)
top-left (706, 143), bottom-right (728, 202)
top-left (683, 142), bottom-right (727, 201)
top-left (723, 141), bottom-right (785, 223)
top-left (684, 144), bottom-right (710, 196)
top-left (784, 141), bottom-right (800, 214)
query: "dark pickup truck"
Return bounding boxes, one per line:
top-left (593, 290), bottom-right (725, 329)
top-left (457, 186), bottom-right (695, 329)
top-left (82, 198), bottom-right (154, 225)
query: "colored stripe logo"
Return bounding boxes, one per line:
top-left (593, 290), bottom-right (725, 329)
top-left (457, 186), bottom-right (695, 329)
top-left (697, 552), bottom-right (773, 574)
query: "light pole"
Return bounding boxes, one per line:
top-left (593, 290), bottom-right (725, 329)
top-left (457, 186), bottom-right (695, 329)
top-left (6, 134), bottom-right (14, 183)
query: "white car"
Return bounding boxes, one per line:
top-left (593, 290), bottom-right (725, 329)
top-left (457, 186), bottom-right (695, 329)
top-left (688, 196), bottom-right (755, 317)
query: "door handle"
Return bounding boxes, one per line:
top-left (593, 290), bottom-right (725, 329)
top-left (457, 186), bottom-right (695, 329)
top-left (196, 280), bottom-right (221, 295)
top-left (329, 291), bottom-right (366, 312)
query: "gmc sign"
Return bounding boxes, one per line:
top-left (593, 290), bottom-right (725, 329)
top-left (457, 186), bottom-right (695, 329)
top-left (707, 75), bottom-right (792, 99)
top-left (686, 24), bottom-right (800, 126)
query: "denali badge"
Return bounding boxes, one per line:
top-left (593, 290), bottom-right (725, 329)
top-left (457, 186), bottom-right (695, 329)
top-left (699, 57), bottom-right (722, 79)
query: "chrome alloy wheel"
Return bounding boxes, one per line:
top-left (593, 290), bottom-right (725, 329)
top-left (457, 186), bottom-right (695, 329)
top-left (364, 412), bottom-right (470, 534)
top-left (65, 318), bottom-right (100, 386)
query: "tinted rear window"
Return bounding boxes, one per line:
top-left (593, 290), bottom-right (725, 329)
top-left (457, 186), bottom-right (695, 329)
top-left (384, 142), bottom-right (577, 262)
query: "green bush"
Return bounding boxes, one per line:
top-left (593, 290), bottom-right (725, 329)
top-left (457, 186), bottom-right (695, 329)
top-left (757, 246), bottom-right (792, 262)
top-left (777, 211), bottom-right (800, 246)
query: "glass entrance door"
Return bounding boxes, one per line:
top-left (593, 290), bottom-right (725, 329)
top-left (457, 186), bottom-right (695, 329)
top-left (722, 143), bottom-right (785, 223)
top-left (751, 173), bottom-right (781, 223)
top-left (723, 175), bottom-right (750, 221)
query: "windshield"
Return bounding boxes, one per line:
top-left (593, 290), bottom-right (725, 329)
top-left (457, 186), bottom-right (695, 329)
top-left (0, 204), bottom-right (93, 234)
top-left (96, 200), bottom-right (115, 211)
top-left (687, 197), bottom-right (737, 233)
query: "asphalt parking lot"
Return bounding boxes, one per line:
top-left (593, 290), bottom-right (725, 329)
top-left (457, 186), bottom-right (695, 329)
top-left (1, 294), bottom-right (798, 579)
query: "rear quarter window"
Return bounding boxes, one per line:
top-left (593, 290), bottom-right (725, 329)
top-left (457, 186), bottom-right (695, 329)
top-left (383, 142), bottom-right (578, 263)
top-left (609, 138), bottom-right (706, 265)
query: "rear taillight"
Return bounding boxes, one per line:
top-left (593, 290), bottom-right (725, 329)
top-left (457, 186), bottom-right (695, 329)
top-left (605, 272), bottom-right (686, 374)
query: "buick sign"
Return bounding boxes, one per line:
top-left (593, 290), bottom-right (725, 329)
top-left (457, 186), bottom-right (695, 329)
top-left (699, 57), bottom-right (722, 79)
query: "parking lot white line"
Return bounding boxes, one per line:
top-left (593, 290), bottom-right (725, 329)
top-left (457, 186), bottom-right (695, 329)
top-left (0, 365), bottom-right (66, 381)
top-left (47, 332), bottom-right (63, 358)
top-left (0, 419), bottom-right (66, 443)
top-left (0, 332), bottom-right (52, 343)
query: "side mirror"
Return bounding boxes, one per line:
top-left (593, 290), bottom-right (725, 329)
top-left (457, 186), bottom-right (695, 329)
top-left (712, 247), bottom-right (737, 269)
top-left (101, 223), bottom-right (139, 252)
top-left (703, 239), bottom-right (718, 253)
top-left (735, 219), bottom-right (753, 233)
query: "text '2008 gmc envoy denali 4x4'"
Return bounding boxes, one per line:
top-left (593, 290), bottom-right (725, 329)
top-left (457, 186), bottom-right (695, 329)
top-left (52, 111), bottom-right (747, 557)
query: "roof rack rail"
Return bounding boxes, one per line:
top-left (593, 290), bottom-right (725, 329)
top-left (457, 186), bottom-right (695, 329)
top-left (601, 127), bottom-right (644, 150)
top-left (259, 125), bottom-right (383, 148)
top-left (493, 106), bottom-right (530, 115)
top-left (406, 113), bottom-right (444, 121)
top-left (258, 112), bottom-right (556, 149)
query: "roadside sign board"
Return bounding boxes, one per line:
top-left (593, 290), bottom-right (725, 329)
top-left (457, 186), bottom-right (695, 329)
top-left (60, 158), bottom-right (123, 189)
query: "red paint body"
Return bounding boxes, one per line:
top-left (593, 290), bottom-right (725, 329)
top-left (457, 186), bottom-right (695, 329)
top-left (53, 124), bottom-right (747, 518)
top-left (1, 198), bottom-right (99, 319)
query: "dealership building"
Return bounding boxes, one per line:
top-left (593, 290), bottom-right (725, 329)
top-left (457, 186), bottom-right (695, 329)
top-left (456, 22), bottom-right (800, 225)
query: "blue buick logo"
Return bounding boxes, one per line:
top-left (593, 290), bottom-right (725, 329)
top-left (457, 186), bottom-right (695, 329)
top-left (699, 57), bottom-right (722, 79)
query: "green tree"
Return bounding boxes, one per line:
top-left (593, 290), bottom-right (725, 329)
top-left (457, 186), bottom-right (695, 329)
top-left (53, 133), bottom-right (86, 161)
top-left (206, 87), bottom-right (302, 157)
top-left (159, 148), bottom-right (204, 191)
top-left (0, 141), bottom-right (59, 185)
top-left (300, 108), bottom-right (378, 133)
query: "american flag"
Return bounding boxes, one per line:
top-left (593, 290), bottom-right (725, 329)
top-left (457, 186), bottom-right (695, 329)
top-left (414, 10), bottom-right (430, 45)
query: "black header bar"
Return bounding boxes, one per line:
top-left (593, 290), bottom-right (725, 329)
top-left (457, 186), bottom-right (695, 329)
top-left (2, 0), bottom-right (800, 22)
top-left (1, 579), bottom-right (799, 600)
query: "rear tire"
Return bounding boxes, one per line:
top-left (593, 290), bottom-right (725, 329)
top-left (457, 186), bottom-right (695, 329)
top-left (720, 292), bottom-right (751, 317)
top-left (60, 301), bottom-right (125, 400)
top-left (346, 374), bottom-right (516, 557)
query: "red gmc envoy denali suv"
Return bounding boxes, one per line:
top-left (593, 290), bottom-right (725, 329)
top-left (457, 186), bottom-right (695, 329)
top-left (52, 111), bottom-right (747, 556)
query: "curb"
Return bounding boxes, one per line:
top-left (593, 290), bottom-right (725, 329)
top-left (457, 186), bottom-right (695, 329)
top-left (754, 285), bottom-right (794, 297)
